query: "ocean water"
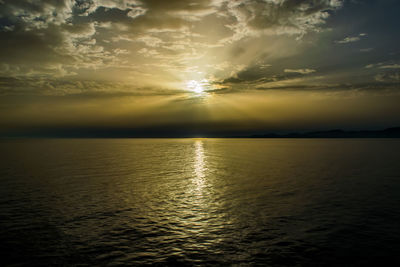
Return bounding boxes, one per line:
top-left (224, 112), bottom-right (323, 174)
top-left (0, 138), bottom-right (399, 266)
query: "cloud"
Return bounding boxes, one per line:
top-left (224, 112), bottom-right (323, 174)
top-left (0, 0), bottom-right (380, 99)
top-left (137, 36), bottom-right (164, 47)
top-left (0, 76), bottom-right (179, 97)
top-left (379, 64), bottom-right (400, 69)
top-left (0, 1), bottom-right (120, 77)
top-left (375, 72), bottom-right (400, 82)
top-left (0, 0), bottom-right (75, 26)
top-left (0, 0), bottom-right (345, 72)
top-left (365, 63), bottom-right (400, 69)
top-left (371, 63), bottom-right (400, 82)
top-left (336, 36), bottom-right (360, 44)
top-left (360, 48), bottom-right (373, 52)
top-left (127, 6), bottom-right (147, 18)
top-left (220, 0), bottom-right (343, 42)
top-left (284, 69), bottom-right (316, 75)
top-left (218, 62), bottom-right (281, 85)
top-left (218, 64), bottom-right (320, 91)
top-left (335, 33), bottom-right (367, 44)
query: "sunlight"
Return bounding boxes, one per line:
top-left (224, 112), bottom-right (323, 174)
top-left (194, 139), bottom-right (206, 182)
top-left (186, 79), bottom-right (209, 95)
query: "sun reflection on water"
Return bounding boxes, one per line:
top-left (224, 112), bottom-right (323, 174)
top-left (194, 139), bottom-right (206, 188)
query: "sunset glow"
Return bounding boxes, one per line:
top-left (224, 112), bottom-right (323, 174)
top-left (0, 0), bottom-right (399, 136)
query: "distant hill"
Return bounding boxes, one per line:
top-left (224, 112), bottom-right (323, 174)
top-left (250, 127), bottom-right (400, 138)
top-left (3, 127), bottom-right (400, 138)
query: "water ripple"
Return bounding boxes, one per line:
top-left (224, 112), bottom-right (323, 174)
top-left (0, 139), bottom-right (400, 265)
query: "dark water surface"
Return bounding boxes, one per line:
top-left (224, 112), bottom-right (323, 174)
top-left (1, 138), bottom-right (400, 266)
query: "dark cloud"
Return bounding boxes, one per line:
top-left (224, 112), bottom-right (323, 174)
top-left (375, 71), bottom-right (400, 83)
top-left (219, 63), bottom-right (314, 86)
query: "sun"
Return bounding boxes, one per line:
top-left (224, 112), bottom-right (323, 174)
top-left (186, 79), bottom-right (208, 94)
top-left (186, 80), bottom-right (204, 93)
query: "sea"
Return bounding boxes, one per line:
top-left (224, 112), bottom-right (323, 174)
top-left (0, 138), bottom-right (399, 266)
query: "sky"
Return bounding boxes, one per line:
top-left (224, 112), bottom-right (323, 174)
top-left (0, 0), bottom-right (399, 137)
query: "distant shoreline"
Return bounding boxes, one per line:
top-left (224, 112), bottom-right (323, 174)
top-left (1, 127), bottom-right (400, 139)
top-left (244, 127), bottom-right (400, 139)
